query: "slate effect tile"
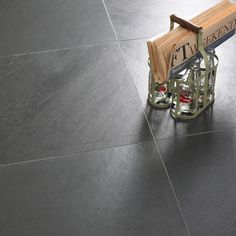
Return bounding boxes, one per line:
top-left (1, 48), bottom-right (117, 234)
top-left (121, 36), bottom-right (236, 139)
top-left (0, 0), bottom-right (115, 57)
top-left (158, 130), bottom-right (236, 236)
top-left (0, 141), bottom-right (189, 236)
top-left (0, 44), bottom-right (152, 164)
top-left (105, 0), bottom-right (220, 40)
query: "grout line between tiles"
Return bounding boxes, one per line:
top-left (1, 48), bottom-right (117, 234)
top-left (157, 127), bottom-right (236, 141)
top-left (101, 0), bottom-right (119, 41)
top-left (0, 41), bottom-right (119, 59)
top-left (0, 140), bottom-right (152, 168)
top-left (119, 48), bottom-right (192, 236)
top-left (120, 42), bottom-right (192, 236)
top-left (0, 36), bottom-right (149, 60)
top-left (5, 128), bottom-right (231, 168)
top-left (101, 0), bottom-right (191, 235)
top-left (120, 47), bottom-right (192, 236)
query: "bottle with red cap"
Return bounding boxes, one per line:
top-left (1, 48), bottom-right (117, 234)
top-left (171, 68), bottom-right (197, 116)
top-left (148, 69), bottom-right (172, 108)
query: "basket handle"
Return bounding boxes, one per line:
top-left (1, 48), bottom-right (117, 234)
top-left (170, 14), bottom-right (202, 33)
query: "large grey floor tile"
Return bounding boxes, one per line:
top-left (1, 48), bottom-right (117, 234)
top-left (0, 141), bottom-right (189, 236)
top-left (158, 130), bottom-right (236, 236)
top-left (105, 0), bottom-right (220, 40)
top-left (121, 36), bottom-right (236, 139)
top-left (0, 44), bottom-right (152, 164)
top-left (0, 0), bottom-right (115, 57)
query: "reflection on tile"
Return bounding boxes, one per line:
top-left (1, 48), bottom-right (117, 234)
top-left (121, 39), bottom-right (149, 105)
top-left (158, 130), bottom-right (236, 236)
top-left (0, 0), bottom-right (115, 56)
top-left (121, 36), bottom-right (236, 139)
top-left (105, 0), bottom-right (220, 40)
top-left (0, 141), bottom-right (189, 236)
top-left (0, 44), bottom-right (152, 164)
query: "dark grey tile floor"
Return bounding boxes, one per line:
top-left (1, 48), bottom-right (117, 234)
top-left (0, 44), bottom-right (152, 164)
top-left (0, 0), bottom-right (115, 56)
top-left (0, 142), bottom-right (188, 236)
top-left (0, 0), bottom-right (236, 235)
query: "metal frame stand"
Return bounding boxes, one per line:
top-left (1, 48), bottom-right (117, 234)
top-left (170, 32), bottom-right (218, 119)
top-left (147, 15), bottom-right (219, 120)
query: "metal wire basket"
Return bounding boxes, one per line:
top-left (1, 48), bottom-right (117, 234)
top-left (170, 49), bottom-right (218, 119)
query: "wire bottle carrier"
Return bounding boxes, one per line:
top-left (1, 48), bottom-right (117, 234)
top-left (148, 15), bottom-right (219, 119)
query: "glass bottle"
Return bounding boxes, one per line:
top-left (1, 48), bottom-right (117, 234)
top-left (148, 69), bottom-right (172, 107)
top-left (171, 68), bottom-right (196, 115)
top-left (179, 69), bottom-right (196, 114)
